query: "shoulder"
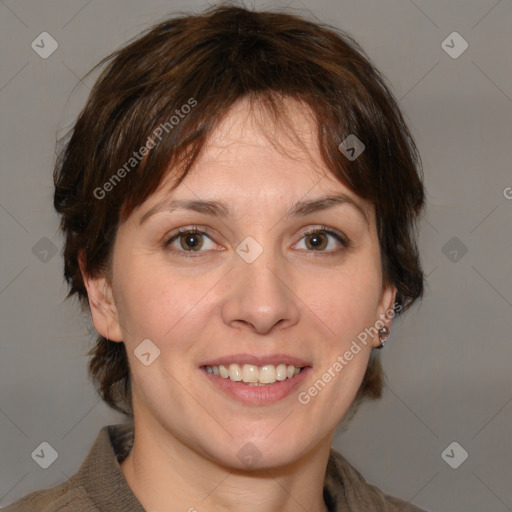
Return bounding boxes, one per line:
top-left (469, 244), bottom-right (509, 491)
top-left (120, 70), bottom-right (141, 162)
top-left (1, 479), bottom-right (96, 512)
top-left (326, 448), bottom-right (430, 511)
top-left (2, 423), bottom-right (139, 512)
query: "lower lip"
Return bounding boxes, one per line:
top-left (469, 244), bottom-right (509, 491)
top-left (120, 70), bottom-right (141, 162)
top-left (200, 367), bottom-right (311, 405)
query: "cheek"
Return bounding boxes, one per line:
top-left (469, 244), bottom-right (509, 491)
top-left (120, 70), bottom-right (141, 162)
top-left (306, 273), bottom-right (380, 405)
top-left (113, 257), bottom-right (219, 350)
top-left (306, 265), bottom-right (383, 347)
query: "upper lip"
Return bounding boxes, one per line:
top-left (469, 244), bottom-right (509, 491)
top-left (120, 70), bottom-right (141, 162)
top-left (199, 353), bottom-right (312, 368)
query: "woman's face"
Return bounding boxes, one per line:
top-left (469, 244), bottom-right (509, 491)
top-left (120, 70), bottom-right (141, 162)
top-left (89, 98), bottom-right (395, 469)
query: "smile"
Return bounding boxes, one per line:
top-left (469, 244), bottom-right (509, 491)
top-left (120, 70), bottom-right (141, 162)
top-left (200, 363), bottom-right (311, 405)
top-left (202, 363), bottom-right (303, 385)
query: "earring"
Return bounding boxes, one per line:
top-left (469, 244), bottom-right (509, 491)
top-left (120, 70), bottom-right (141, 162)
top-left (376, 326), bottom-right (390, 349)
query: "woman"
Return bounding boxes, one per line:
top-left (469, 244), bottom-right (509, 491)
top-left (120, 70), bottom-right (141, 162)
top-left (5, 5), bottom-right (428, 511)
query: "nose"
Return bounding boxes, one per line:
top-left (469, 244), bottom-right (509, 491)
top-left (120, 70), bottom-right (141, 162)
top-left (221, 245), bottom-right (300, 335)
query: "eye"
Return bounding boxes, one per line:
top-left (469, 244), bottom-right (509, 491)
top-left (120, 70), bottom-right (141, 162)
top-left (294, 226), bottom-right (349, 253)
top-left (163, 225), bottom-right (350, 259)
top-left (164, 227), bottom-right (219, 257)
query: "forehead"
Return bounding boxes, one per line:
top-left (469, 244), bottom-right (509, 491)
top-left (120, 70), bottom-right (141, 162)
top-left (160, 97), bottom-right (340, 195)
top-left (204, 97), bottom-right (320, 163)
top-left (133, 96), bottom-right (373, 225)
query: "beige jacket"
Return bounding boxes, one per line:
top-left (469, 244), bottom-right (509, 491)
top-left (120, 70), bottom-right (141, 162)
top-left (2, 423), bottom-right (428, 511)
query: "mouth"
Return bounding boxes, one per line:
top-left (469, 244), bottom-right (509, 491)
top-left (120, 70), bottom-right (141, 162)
top-left (199, 355), bottom-right (311, 405)
top-left (201, 363), bottom-right (305, 386)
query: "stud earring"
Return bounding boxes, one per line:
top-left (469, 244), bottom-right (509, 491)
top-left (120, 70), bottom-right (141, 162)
top-left (376, 326), bottom-right (390, 349)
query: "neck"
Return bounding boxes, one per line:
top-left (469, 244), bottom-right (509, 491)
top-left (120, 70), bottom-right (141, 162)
top-left (120, 415), bottom-right (332, 512)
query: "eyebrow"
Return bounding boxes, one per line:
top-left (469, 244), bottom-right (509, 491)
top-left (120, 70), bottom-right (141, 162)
top-left (139, 193), bottom-right (369, 226)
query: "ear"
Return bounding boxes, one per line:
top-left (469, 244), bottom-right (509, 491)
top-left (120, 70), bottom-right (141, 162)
top-left (78, 251), bottom-right (123, 342)
top-left (372, 283), bottom-right (398, 348)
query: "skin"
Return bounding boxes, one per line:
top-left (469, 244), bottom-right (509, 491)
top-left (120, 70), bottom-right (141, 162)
top-left (81, 97), bottom-right (396, 512)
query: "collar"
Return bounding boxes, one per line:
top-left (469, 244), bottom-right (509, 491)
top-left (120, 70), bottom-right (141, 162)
top-left (70, 422), bottom-right (371, 511)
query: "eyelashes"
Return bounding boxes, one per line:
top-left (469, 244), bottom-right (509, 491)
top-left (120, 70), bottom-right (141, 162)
top-left (164, 227), bottom-right (218, 257)
top-left (163, 225), bottom-right (350, 259)
top-left (300, 227), bottom-right (350, 251)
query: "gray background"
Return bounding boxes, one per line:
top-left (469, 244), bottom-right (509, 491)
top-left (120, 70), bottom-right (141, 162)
top-left (0, 0), bottom-right (511, 510)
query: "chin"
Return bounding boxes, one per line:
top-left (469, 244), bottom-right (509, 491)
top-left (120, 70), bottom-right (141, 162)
top-left (204, 430), bottom-right (315, 472)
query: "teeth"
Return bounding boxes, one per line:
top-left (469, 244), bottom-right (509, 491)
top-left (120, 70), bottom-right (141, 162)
top-left (276, 363), bottom-right (287, 381)
top-left (205, 363), bottom-right (303, 384)
top-left (259, 365), bottom-right (275, 384)
top-left (242, 364), bottom-right (259, 383)
top-left (229, 363), bottom-right (242, 381)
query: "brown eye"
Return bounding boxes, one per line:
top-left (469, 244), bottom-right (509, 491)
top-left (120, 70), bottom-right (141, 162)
top-left (305, 231), bottom-right (328, 251)
top-left (178, 231), bottom-right (204, 251)
top-left (164, 227), bottom-right (217, 257)
top-left (296, 227), bottom-right (349, 253)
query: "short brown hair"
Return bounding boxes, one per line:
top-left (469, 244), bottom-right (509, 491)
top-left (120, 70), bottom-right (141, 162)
top-left (54, 4), bottom-right (425, 417)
